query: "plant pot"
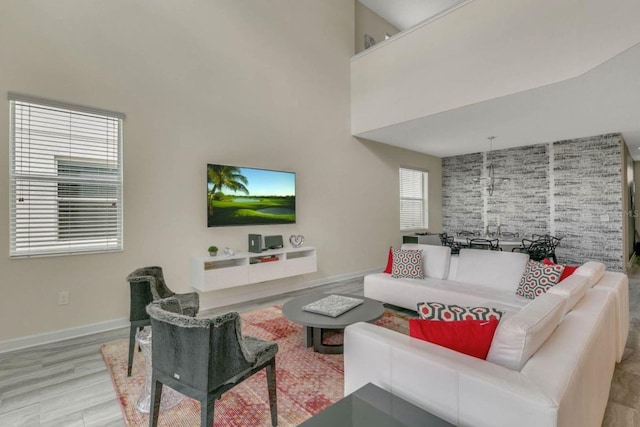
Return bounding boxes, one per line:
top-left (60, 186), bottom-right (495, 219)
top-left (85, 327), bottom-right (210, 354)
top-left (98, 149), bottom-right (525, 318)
top-left (209, 252), bottom-right (217, 257)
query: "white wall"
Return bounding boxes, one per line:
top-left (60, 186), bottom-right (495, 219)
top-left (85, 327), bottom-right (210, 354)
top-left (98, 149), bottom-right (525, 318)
top-left (0, 0), bottom-right (442, 345)
top-left (351, 0), bottom-right (640, 135)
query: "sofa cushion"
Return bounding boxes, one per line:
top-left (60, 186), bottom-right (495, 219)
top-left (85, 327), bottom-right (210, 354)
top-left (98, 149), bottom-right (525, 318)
top-left (391, 248), bottom-right (424, 279)
top-left (455, 249), bottom-right (529, 291)
top-left (417, 301), bottom-right (503, 321)
top-left (364, 273), bottom-right (530, 313)
top-left (383, 246), bottom-right (393, 273)
top-left (486, 292), bottom-right (567, 371)
top-left (543, 258), bottom-right (578, 281)
top-left (516, 260), bottom-right (564, 299)
top-left (401, 243), bottom-right (451, 280)
top-left (409, 318), bottom-right (500, 359)
top-left (574, 261), bottom-right (606, 287)
top-left (546, 274), bottom-right (590, 314)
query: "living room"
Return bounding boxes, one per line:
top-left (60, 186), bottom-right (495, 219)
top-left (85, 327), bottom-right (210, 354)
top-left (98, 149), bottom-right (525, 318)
top-left (1, 1), bottom-right (639, 426)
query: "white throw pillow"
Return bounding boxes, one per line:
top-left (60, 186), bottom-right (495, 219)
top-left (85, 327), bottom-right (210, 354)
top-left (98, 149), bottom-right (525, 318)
top-left (486, 293), bottom-right (567, 371)
top-left (401, 243), bottom-right (451, 280)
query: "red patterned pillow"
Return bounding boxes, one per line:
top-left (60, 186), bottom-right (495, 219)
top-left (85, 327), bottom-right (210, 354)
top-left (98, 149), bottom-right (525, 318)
top-left (516, 260), bottom-right (564, 299)
top-left (543, 258), bottom-right (578, 281)
top-left (390, 248), bottom-right (424, 279)
top-left (417, 301), bottom-right (503, 321)
top-left (409, 318), bottom-right (500, 359)
top-left (383, 246), bottom-right (393, 274)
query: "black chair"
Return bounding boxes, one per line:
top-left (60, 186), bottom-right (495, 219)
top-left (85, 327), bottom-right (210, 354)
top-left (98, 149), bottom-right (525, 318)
top-left (520, 234), bottom-right (562, 263)
top-left (147, 298), bottom-right (278, 427)
top-left (457, 230), bottom-right (479, 237)
top-left (440, 233), bottom-right (464, 254)
top-left (125, 266), bottom-right (199, 377)
top-left (467, 238), bottom-right (501, 251)
top-left (512, 238), bottom-right (551, 261)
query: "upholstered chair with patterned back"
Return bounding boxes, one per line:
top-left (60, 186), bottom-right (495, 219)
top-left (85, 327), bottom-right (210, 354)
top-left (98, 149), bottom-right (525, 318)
top-left (147, 297), bottom-right (278, 427)
top-left (125, 266), bottom-right (199, 376)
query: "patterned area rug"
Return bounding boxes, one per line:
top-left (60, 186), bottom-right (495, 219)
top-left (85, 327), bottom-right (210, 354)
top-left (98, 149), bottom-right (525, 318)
top-left (101, 306), bottom-right (409, 426)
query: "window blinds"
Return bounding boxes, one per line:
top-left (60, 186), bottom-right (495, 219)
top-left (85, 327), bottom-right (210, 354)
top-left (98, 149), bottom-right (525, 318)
top-left (9, 94), bottom-right (124, 257)
top-left (400, 168), bottom-right (428, 230)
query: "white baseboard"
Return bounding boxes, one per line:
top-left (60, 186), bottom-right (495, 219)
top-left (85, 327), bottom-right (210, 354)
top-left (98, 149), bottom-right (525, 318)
top-left (0, 269), bottom-right (378, 354)
top-left (0, 317), bottom-right (128, 354)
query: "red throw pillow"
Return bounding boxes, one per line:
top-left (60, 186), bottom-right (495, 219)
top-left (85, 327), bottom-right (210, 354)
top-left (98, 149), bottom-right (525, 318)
top-left (384, 246), bottom-right (393, 274)
top-left (409, 318), bottom-right (499, 360)
top-left (543, 258), bottom-right (578, 281)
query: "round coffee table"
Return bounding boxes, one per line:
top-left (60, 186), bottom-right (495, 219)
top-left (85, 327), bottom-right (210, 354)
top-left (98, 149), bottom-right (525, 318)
top-left (282, 293), bottom-right (384, 354)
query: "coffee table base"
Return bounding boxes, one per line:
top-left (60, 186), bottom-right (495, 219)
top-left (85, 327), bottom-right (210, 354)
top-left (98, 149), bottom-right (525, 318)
top-left (303, 326), bottom-right (344, 354)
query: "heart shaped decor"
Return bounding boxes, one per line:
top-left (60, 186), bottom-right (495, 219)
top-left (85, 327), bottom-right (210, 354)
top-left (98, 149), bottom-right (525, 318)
top-left (289, 235), bottom-right (304, 248)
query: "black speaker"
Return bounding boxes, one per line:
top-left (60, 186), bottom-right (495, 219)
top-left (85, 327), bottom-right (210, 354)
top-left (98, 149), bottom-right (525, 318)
top-left (248, 234), bottom-right (263, 253)
top-left (264, 235), bottom-right (283, 250)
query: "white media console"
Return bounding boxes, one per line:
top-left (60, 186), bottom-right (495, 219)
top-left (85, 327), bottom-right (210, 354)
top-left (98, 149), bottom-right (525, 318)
top-left (190, 246), bottom-right (317, 292)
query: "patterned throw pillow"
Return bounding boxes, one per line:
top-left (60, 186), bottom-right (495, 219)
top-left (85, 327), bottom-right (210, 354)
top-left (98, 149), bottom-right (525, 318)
top-left (417, 301), bottom-right (503, 321)
top-left (543, 258), bottom-right (578, 281)
top-left (516, 260), bottom-right (564, 299)
top-left (391, 248), bottom-right (424, 279)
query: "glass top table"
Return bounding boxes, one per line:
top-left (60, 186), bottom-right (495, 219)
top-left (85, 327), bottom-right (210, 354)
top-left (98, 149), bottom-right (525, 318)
top-left (299, 383), bottom-right (454, 427)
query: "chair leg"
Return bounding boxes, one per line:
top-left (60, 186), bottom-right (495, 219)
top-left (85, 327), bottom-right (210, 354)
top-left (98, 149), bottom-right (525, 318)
top-left (127, 324), bottom-right (137, 377)
top-left (149, 377), bottom-right (163, 427)
top-left (266, 359), bottom-right (278, 426)
top-left (201, 394), bottom-right (216, 427)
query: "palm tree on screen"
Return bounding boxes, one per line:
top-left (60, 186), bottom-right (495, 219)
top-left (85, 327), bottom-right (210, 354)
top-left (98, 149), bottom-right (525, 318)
top-left (207, 165), bottom-right (249, 216)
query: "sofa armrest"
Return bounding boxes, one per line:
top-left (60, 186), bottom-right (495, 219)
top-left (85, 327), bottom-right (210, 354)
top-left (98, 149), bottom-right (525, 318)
top-left (345, 322), bottom-right (557, 427)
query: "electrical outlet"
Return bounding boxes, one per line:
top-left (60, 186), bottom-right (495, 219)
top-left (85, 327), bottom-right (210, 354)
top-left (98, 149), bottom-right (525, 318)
top-left (58, 290), bottom-right (69, 305)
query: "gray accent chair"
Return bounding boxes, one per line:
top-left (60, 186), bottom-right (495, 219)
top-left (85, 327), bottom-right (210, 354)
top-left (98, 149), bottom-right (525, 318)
top-left (147, 298), bottom-right (278, 427)
top-left (126, 266), bottom-right (199, 377)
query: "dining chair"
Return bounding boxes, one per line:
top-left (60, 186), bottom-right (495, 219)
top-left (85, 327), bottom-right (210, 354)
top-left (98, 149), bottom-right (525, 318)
top-left (126, 266), bottom-right (200, 377)
top-left (147, 297), bottom-right (278, 427)
top-left (457, 230), bottom-right (479, 237)
top-left (524, 234), bottom-right (562, 262)
top-left (467, 238), bottom-right (501, 251)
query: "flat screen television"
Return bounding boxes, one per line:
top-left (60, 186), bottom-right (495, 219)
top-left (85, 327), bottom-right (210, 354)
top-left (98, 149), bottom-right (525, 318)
top-left (207, 164), bottom-right (296, 227)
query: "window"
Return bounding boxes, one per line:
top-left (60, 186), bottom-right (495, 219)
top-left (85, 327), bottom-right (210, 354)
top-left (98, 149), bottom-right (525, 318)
top-left (9, 94), bottom-right (124, 257)
top-left (400, 167), bottom-right (428, 230)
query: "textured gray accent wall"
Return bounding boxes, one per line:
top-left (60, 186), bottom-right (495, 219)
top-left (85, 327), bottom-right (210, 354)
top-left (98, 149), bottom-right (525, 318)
top-left (442, 133), bottom-right (624, 270)
top-left (553, 134), bottom-right (623, 270)
top-left (442, 153), bottom-right (483, 232)
top-left (488, 144), bottom-right (549, 237)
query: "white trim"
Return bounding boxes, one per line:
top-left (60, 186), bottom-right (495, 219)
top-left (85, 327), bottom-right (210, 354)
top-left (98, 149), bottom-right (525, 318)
top-left (8, 92), bottom-right (126, 119)
top-left (0, 317), bottom-right (128, 354)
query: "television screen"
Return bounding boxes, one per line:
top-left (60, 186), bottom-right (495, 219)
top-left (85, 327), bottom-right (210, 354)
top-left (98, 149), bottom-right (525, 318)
top-left (207, 164), bottom-right (296, 227)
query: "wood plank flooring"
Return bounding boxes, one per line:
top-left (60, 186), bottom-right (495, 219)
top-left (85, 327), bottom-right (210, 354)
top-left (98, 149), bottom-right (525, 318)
top-left (1, 274), bottom-right (638, 426)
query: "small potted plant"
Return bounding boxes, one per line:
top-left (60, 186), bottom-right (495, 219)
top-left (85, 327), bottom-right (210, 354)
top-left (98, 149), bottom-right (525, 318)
top-left (208, 245), bottom-right (218, 257)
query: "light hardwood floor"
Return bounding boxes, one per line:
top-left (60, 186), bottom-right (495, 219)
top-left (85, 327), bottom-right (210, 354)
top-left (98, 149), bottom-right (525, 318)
top-left (1, 275), bottom-right (638, 426)
top-left (0, 278), bottom-right (363, 427)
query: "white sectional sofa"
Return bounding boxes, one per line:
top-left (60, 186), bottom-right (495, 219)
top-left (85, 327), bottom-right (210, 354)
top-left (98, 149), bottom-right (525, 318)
top-left (344, 244), bottom-right (629, 427)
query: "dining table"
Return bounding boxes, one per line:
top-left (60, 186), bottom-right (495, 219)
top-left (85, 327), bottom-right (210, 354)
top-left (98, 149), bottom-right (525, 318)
top-left (453, 237), bottom-right (523, 252)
